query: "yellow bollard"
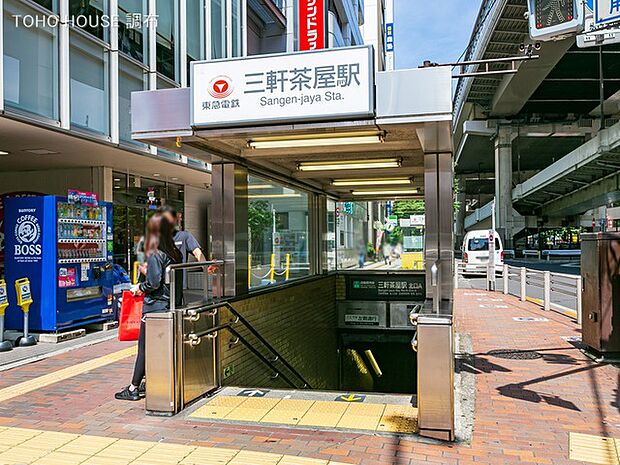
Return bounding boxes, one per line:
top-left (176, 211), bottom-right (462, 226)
top-left (270, 253), bottom-right (275, 283)
top-left (285, 254), bottom-right (290, 281)
top-left (0, 280), bottom-right (11, 352)
top-left (248, 254), bottom-right (252, 289)
top-left (132, 261), bottom-right (140, 284)
top-left (14, 278), bottom-right (36, 347)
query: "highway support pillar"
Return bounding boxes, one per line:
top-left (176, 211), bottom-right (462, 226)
top-left (494, 126), bottom-right (514, 249)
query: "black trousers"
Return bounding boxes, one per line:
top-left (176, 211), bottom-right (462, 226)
top-left (131, 320), bottom-right (146, 387)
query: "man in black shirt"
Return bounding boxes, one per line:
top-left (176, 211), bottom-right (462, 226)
top-left (158, 206), bottom-right (206, 263)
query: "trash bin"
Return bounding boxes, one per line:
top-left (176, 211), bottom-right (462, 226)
top-left (581, 232), bottom-right (620, 354)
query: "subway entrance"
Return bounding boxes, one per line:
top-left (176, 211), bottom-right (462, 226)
top-left (131, 45), bottom-right (455, 440)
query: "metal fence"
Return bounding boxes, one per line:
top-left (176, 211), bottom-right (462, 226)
top-left (455, 261), bottom-right (582, 323)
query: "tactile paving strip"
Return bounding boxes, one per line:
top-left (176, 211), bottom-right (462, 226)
top-left (0, 346), bottom-right (137, 403)
top-left (0, 426), bottom-right (351, 465)
top-left (190, 396), bottom-right (418, 434)
top-left (569, 432), bottom-right (620, 465)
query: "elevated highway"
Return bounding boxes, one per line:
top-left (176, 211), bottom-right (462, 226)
top-left (454, 0), bottom-right (620, 246)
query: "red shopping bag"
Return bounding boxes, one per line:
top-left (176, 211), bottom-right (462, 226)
top-left (118, 291), bottom-right (144, 342)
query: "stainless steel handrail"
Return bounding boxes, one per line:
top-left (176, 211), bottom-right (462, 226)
top-left (185, 300), bottom-right (312, 389)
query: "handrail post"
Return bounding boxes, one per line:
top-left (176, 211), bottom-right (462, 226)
top-left (543, 271), bottom-right (551, 311)
top-left (520, 267), bottom-right (526, 302)
top-left (576, 275), bottom-right (583, 325)
top-left (248, 254), bottom-right (252, 289)
top-left (453, 261), bottom-right (459, 290)
top-left (270, 253), bottom-right (275, 283)
top-left (285, 254), bottom-right (290, 281)
top-left (503, 264), bottom-right (508, 295)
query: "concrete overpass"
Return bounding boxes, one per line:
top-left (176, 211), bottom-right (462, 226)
top-left (453, 0), bottom-right (620, 248)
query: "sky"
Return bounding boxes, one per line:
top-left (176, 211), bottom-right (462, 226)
top-left (393, 0), bottom-right (483, 69)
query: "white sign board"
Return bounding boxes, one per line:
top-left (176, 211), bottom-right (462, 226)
top-left (595, 0), bottom-right (620, 25)
top-left (191, 46), bottom-right (374, 128)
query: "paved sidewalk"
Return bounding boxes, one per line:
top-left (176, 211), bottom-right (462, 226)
top-left (0, 290), bottom-right (616, 464)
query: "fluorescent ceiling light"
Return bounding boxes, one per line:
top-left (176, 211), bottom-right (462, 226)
top-left (298, 158), bottom-right (401, 172)
top-left (24, 148), bottom-right (58, 155)
top-left (351, 188), bottom-right (419, 196)
top-left (248, 132), bottom-right (384, 149)
top-left (248, 194), bottom-right (301, 199)
top-left (331, 178), bottom-right (411, 187)
top-left (248, 184), bottom-right (274, 189)
top-left (0, 150), bottom-right (9, 155)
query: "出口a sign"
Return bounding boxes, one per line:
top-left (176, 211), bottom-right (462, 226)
top-left (346, 274), bottom-right (425, 301)
top-left (191, 46), bottom-right (374, 128)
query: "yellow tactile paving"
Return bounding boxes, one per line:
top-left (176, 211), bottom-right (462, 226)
top-left (297, 400), bottom-right (349, 428)
top-left (260, 399), bottom-right (314, 425)
top-left (0, 346), bottom-right (137, 403)
top-left (224, 397), bottom-right (281, 422)
top-left (191, 395), bottom-right (418, 434)
top-left (0, 427), bottom-right (351, 465)
top-left (377, 404), bottom-right (418, 433)
top-left (569, 432), bottom-right (620, 465)
top-left (190, 395), bottom-right (247, 419)
top-left (336, 402), bottom-right (386, 430)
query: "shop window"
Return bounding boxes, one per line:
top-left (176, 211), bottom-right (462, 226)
top-left (118, 0), bottom-right (148, 63)
top-left (69, 0), bottom-right (108, 41)
top-left (248, 175), bottom-right (310, 288)
top-left (156, 0), bottom-right (177, 81)
top-left (70, 32), bottom-right (109, 135)
top-left (187, 0), bottom-right (204, 84)
top-left (211, 0), bottom-right (225, 59)
top-left (119, 57), bottom-right (147, 145)
top-left (3, 0), bottom-right (59, 120)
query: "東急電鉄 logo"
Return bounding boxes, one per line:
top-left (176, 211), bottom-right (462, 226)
top-left (208, 75), bottom-right (234, 99)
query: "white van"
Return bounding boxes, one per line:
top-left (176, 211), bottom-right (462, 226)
top-left (462, 230), bottom-right (504, 273)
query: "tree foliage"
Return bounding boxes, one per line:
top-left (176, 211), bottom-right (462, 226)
top-left (248, 200), bottom-right (272, 252)
top-left (391, 200), bottom-right (425, 218)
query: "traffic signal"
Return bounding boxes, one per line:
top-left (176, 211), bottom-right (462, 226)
top-left (527, 0), bottom-right (585, 41)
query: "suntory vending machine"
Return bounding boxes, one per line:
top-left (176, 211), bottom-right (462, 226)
top-left (3, 195), bottom-right (114, 332)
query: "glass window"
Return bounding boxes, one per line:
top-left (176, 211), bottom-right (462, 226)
top-left (325, 199), bottom-right (336, 272)
top-left (248, 175), bottom-right (310, 288)
top-left (335, 200), bottom-right (425, 271)
top-left (119, 58), bottom-right (146, 145)
top-left (69, 0), bottom-right (108, 41)
top-left (210, 0), bottom-right (224, 59)
top-left (156, 76), bottom-right (177, 89)
top-left (231, 0), bottom-right (241, 57)
top-left (187, 0), bottom-right (204, 83)
top-left (156, 0), bottom-right (177, 80)
top-left (118, 0), bottom-right (148, 63)
top-left (3, 0), bottom-right (58, 120)
top-left (70, 32), bottom-right (109, 134)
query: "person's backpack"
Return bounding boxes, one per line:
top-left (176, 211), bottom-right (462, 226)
top-left (113, 264), bottom-right (131, 284)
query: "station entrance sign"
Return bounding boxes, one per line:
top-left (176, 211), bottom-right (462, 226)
top-left (191, 46), bottom-right (374, 128)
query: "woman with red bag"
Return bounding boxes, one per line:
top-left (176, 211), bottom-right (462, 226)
top-left (115, 213), bottom-right (182, 401)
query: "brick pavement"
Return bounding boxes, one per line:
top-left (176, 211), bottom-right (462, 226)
top-left (0, 289), bottom-right (616, 464)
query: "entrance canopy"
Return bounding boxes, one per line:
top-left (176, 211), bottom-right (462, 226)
top-left (131, 46), bottom-right (452, 200)
top-left (131, 46), bottom-right (455, 305)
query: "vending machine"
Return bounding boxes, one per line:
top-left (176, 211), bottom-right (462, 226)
top-left (3, 195), bottom-right (114, 332)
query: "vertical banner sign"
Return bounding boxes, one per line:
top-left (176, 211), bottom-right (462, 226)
top-left (299, 0), bottom-right (325, 50)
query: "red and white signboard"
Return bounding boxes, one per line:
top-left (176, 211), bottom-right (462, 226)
top-left (299, 0), bottom-right (325, 50)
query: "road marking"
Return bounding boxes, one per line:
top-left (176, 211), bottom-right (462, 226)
top-left (0, 426), bottom-right (349, 465)
top-left (336, 394), bottom-right (365, 402)
top-left (238, 389), bottom-right (269, 397)
top-left (0, 346), bottom-right (136, 403)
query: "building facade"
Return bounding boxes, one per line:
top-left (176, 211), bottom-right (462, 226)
top-left (0, 0), bottom-right (365, 273)
top-left (361, 0), bottom-right (393, 71)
